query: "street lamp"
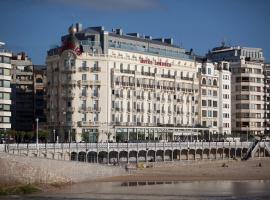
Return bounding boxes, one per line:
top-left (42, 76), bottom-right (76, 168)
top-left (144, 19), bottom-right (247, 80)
top-left (53, 129), bottom-right (56, 143)
top-left (246, 125), bottom-right (249, 142)
top-left (36, 118), bottom-right (39, 150)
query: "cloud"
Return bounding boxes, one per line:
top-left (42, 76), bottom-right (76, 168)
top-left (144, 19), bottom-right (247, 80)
top-left (6, 0), bottom-right (164, 11)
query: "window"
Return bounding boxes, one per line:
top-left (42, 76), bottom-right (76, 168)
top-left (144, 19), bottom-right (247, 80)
top-left (202, 78), bottom-right (206, 85)
top-left (208, 110), bottom-right (212, 117)
top-left (207, 68), bottom-right (212, 75)
top-left (208, 100), bottom-right (212, 107)
top-left (0, 104), bottom-right (10, 111)
top-left (213, 111), bottom-right (218, 117)
top-left (0, 116), bottom-right (10, 123)
top-left (202, 110), bottom-right (207, 117)
top-left (0, 92), bottom-right (10, 100)
top-left (82, 74), bottom-right (87, 80)
top-left (213, 79), bottom-right (217, 86)
top-left (202, 100), bottom-right (207, 106)
top-left (82, 61), bottom-right (87, 67)
top-left (213, 101), bottom-right (217, 107)
top-left (0, 68), bottom-right (10, 76)
top-left (202, 89), bottom-right (207, 95)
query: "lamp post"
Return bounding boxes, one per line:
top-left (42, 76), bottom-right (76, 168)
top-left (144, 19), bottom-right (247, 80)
top-left (53, 129), bottom-right (56, 143)
top-left (246, 126), bottom-right (249, 142)
top-left (36, 118), bottom-right (39, 150)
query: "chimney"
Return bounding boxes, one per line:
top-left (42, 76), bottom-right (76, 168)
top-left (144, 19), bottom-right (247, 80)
top-left (76, 23), bottom-right (83, 32)
top-left (115, 28), bottom-right (123, 35)
top-left (164, 38), bottom-right (173, 45)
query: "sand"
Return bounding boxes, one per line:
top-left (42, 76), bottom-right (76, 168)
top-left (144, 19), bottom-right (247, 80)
top-left (97, 158), bottom-right (270, 182)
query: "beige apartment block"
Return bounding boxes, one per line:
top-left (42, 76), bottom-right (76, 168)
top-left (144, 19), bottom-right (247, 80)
top-left (0, 42), bottom-right (12, 131)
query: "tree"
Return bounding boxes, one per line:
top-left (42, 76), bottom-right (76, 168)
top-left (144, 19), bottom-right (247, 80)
top-left (38, 130), bottom-right (49, 143)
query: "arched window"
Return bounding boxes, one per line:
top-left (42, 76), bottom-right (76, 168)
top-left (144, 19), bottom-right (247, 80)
top-left (213, 79), bottom-right (217, 86)
top-left (36, 78), bottom-right (43, 83)
top-left (202, 78), bottom-right (206, 85)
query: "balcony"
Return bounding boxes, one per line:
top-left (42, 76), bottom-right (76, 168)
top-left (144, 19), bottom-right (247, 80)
top-left (66, 107), bottom-right (75, 112)
top-left (161, 74), bottom-right (175, 79)
top-left (88, 107), bottom-right (101, 112)
top-left (78, 121), bottom-right (100, 127)
top-left (91, 93), bottom-right (100, 98)
top-left (78, 80), bottom-right (91, 86)
top-left (141, 72), bottom-right (155, 77)
top-left (90, 67), bottom-right (101, 72)
top-left (79, 106), bottom-right (87, 113)
top-left (78, 67), bottom-right (89, 72)
top-left (120, 69), bottom-right (135, 75)
top-left (62, 92), bottom-right (75, 99)
top-left (90, 80), bottom-right (101, 85)
top-left (61, 67), bottom-right (76, 73)
top-left (61, 80), bottom-right (77, 86)
top-left (80, 93), bottom-right (88, 98)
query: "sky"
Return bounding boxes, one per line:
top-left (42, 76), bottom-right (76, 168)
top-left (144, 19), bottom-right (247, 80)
top-left (0, 0), bottom-right (269, 64)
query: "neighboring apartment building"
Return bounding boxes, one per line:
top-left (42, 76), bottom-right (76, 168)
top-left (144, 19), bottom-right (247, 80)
top-left (196, 58), bottom-right (231, 138)
top-left (34, 65), bottom-right (47, 130)
top-left (11, 53), bottom-right (34, 131)
top-left (0, 42), bottom-right (12, 131)
top-left (46, 23), bottom-right (209, 142)
top-left (264, 63), bottom-right (270, 136)
top-left (207, 45), bottom-right (265, 137)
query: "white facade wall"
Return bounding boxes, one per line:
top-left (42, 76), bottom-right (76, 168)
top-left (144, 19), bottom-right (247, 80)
top-left (218, 61), bottom-right (231, 135)
top-left (0, 50), bottom-right (12, 130)
top-left (47, 49), bottom-right (200, 142)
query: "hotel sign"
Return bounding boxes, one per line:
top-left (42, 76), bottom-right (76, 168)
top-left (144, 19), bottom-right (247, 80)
top-left (140, 59), bottom-right (171, 67)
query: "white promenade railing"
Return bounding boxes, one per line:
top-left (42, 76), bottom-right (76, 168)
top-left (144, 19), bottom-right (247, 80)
top-left (5, 141), bottom-right (259, 152)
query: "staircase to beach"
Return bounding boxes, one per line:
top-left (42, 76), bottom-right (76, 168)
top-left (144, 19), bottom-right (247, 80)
top-left (242, 140), bottom-right (259, 160)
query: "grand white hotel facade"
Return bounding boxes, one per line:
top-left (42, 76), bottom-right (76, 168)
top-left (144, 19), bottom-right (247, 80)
top-left (46, 24), bottom-right (230, 142)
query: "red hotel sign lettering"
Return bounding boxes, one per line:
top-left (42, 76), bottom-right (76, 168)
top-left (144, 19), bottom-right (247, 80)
top-left (140, 59), bottom-right (171, 67)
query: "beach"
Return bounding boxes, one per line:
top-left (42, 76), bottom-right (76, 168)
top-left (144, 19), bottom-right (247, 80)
top-left (98, 158), bottom-right (270, 182)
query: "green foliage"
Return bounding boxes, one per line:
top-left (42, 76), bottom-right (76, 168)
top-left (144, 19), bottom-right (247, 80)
top-left (0, 184), bottom-right (40, 195)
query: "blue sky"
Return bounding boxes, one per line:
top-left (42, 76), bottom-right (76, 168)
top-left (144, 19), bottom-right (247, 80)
top-left (0, 0), bottom-right (269, 64)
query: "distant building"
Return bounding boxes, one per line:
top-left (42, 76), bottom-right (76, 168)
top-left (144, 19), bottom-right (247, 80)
top-left (34, 65), bottom-right (47, 130)
top-left (264, 63), bottom-right (270, 136)
top-left (11, 53), bottom-right (34, 131)
top-left (196, 58), bottom-right (231, 138)
top-left (207, 45), bottom-right (265, 137)
top-left (0, 42), bottom-right (12, 131)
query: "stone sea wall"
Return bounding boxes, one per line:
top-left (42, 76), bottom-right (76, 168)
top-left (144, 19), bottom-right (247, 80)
top-left (0, 152), bottom-right (126, 186)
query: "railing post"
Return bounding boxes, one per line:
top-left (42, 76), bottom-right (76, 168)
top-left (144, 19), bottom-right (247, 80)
top-left (107, 142), bottom-right (110, 165)
top-left (163, 141), bottom-right (165, 162)
top-left (127, 142), bottom-right (129, 164)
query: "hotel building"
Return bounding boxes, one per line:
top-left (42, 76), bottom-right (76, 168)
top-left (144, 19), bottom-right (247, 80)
top-left (0, 42), bottom-right (12, 131)
top-left (207, 45), bottom-right (265, 137)
top-left (46, 24), bottom-right (210, 142)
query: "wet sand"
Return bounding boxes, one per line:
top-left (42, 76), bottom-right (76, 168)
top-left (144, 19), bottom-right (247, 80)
top-left (98, 158), bottom-right (270, 182)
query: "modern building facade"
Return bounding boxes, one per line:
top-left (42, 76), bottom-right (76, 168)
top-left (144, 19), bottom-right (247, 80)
top-left (0, 42), bottom-right (12, 131)
top-left (196, 58), bottom-right (231, 138)
top-left (11, 53), bottom-right (34, 131)
top-left (207, 45), bottom-right (265, 137)
top-left (34, 65), bottom-right (47, 130)
top-left (264, 63), bottom-right (270, 136)
top-left (46, 24), bottom-right (210, 142)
